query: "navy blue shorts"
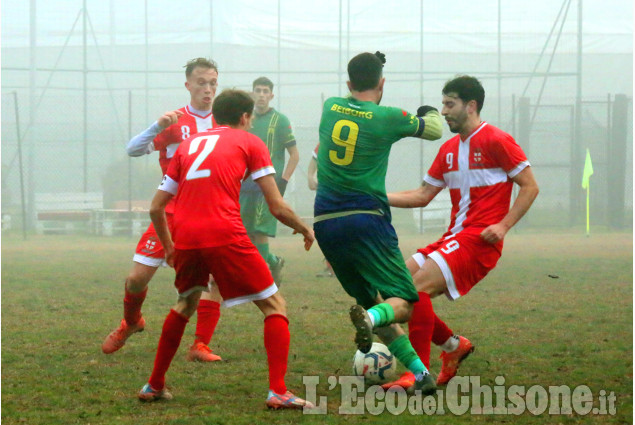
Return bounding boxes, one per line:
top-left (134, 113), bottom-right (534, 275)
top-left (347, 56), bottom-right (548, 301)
top-left (314, 212), bottom-right (418, 309)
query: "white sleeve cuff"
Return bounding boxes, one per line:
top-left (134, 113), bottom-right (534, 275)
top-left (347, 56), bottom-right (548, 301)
top-left (508, 160), bottom-right (530, 178)
top-left (158, 175), bottom-right (178, 195)
top-left (250, 166), bottom-right (276, 181)
top-left (423, 174), bottom-right (446, 188)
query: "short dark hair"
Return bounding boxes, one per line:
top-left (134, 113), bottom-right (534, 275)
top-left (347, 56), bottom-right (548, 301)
top-left (347, 51), bottom-right (385, 91)
top-left (253, 76), bottom-right (274, 91)
top-left (442, 75), bottom-right (485, 113)
top-left (212, 89), bottom-right (254, 125)
top-left (184, 58), bottom-right (218, 78)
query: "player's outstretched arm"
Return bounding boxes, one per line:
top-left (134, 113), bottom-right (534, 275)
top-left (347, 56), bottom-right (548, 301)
top-left (126, 110), bottom-right (184, 157)
top-left (126, 122), bottom-right (162, 156)
top-left (256, 174), bottom-right (314, 251)
top-left (481, 166), bottom-right (539, 244)
top-left (388, 181), bottom-right (443, 208)
top-left (149, 188), bottom-right (175, 266)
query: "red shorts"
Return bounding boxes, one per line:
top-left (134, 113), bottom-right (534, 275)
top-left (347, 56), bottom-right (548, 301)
top-left (132, 214), bottom-right (174, 268)
top-left (173, 236), bottom-right (276, 307)
top-left (415, 230), bottom-right (502, 300)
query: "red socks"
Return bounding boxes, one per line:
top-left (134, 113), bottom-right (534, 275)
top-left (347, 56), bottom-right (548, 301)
top-left (432, 313), bottom-right (454, 346)
top-left (148, 309), bottom-right (189, 390)
top-left (408, 292), bottom-right (435, 369)
top-left (409, 292), bottom-right (456, 367)
top-left (194, 300), bottom-right (221, 346)
top-left (123, 286), bottom-right (148, 326)
top-left (263, 314), bottom-right (289, 395)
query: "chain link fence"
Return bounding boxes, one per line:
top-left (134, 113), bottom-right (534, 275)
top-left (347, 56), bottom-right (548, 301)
top-left (1, 86), bottom-right (632, 236)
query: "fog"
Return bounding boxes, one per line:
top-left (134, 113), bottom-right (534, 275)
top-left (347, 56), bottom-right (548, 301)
top-left (1, 0), bottom-right (632, 236)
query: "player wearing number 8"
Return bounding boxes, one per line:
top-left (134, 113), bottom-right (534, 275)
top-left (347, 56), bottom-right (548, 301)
top-left (102, 58), bottom-right (224, 362)
top-left (314, 51), bottom-right (443, 395)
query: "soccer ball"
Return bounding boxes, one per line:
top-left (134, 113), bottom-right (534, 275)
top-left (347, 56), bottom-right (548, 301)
top-left (352, 342), bottom-right (397, 385)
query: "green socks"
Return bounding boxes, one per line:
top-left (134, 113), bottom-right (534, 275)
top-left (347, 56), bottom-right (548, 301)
top-left (368, 305), bottom-right (429, 375)
top-left (389, 334), bottom-right (428, 375)
top-left (367, 303), bottom-right (395, 327)
top-left (255, 242), bottom-right (278, 267)
top-left (255, 242), bottom-right (270, 261)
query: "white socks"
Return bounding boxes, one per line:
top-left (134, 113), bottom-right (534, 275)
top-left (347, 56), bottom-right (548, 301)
top-left (439, 335), bottom-right (460, 353)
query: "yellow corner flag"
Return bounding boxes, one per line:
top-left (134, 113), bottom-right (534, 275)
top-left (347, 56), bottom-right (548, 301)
top-left (581, 149), bottom-right (594, 189)
top-left (581, 148), bottom-right (593, 235)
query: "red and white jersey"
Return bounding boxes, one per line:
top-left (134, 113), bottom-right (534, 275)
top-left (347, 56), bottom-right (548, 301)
top-left (424, 122), bottom-right (530, 238)
top-left (153, 105), bottom-right (216, 175)
top-left (312, 143), bottom-right (319, 160)
top-left (153, 105), bottom-right (216, 214)
top-left (160, 126), bottom-right (275, 249)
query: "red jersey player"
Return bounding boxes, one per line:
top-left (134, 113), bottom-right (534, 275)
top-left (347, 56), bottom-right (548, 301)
top-left (102, 58), bottom-right (224, 362)
top-left (137, 89), bottom-right (315, 410)
top-left (384, 75), bottom-right (539, 389)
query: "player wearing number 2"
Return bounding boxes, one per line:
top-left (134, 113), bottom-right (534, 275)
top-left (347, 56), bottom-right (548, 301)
top-left (384, 75), bottom-right (539, 389)
top-left (313, 51), bottom-right (443, 395)
top-left (102, 58), bottom-right (223, 363)
top-left (137, 89), bottom-right (315, 408)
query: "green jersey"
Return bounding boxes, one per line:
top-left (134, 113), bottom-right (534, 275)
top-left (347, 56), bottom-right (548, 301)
top-left (242, 108), bottom-right (295, 192)
top-left (315, 96), bottom-right (442, 216)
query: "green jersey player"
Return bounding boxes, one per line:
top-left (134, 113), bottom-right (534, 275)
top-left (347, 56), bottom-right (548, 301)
top-left (240, 77), bottom-right (299, 284)
top-left (314, 51), bottom-right (442, 395)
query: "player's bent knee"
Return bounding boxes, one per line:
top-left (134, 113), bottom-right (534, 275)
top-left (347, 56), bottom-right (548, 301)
top-left (126, 263), bottom-right (158, 292)
top-left (254, 292), bottom-right (286, 316)
top-left (269, 293), bottom-right (287, 315)
top-left (174, 291), bottom-right (202, 318)
top-left (125, 275), bottom-right (150, 293)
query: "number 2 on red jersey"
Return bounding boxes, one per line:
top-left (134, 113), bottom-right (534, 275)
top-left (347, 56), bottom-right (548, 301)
top-left (185, 135), bottom-right (220, 181)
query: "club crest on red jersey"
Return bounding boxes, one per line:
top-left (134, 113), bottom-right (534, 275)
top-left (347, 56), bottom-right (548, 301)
top-left (471, 148), bottom-right (484, 167)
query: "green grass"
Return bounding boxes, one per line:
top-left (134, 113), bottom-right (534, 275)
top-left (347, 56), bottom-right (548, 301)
top-left (1, 230), bottom-right (632, 424)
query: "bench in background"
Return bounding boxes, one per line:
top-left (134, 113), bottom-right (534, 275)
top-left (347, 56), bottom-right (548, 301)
top-left (92, 200), bottom-right (151, 236)
top-left (35, 194), bottom-right (152, 236)
top-left (35, 192), bottom-right (103, 235)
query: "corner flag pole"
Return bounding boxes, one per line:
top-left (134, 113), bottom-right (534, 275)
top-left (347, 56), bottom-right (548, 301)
top-left (581, 148), bottom-right (594, 236)
top-left (585, 182), bottom-right (590, 236)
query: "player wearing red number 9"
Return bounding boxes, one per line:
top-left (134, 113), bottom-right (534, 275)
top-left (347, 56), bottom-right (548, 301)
top-left (415, 232), bottom-right (501, 300)
top-left (384, 75), bottom-right (539, 391)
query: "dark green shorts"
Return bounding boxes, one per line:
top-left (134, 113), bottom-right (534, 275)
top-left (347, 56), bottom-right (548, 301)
top-left (239, 190), bottom-right (278, 237)
top-left (314, 212), bottom-right (418, 309)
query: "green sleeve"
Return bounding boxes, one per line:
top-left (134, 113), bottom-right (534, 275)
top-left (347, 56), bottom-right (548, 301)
top-left (385, 107), bottom-right (422, 140)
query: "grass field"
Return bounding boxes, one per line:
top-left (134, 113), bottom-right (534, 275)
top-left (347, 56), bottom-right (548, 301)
top-left (1, 229), bottom-right (632, 424)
